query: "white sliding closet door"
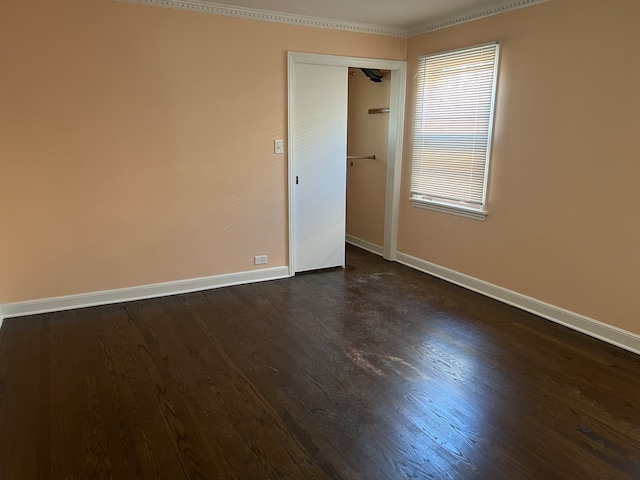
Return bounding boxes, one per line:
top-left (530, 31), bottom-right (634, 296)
top-left (290, 62), bottom-right (348, 273)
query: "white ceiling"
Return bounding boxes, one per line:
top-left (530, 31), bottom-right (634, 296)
top-left (200, 0), bottom-right (524, 30)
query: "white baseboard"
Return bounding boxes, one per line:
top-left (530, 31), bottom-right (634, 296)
top-left (396, 252), bottom-right (640, 356)
top-left (4, 251), bottom-right (638, 357)
top-left (346, 235), bottom-right (384, 256)
top-left (0, 266), bottom-right (290, 319)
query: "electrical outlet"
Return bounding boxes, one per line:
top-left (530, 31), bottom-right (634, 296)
top-left (254, 255), bottom-right (268, 265)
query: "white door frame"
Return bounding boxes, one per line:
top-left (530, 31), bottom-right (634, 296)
top-left (287, 52), bottom-right (406, 275)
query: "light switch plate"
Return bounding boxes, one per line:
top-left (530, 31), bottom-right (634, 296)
top-left (274, 139), bottom-right (284, 154)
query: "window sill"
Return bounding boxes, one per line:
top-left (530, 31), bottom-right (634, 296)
top-left (411, 198), bottom-right (487, 221)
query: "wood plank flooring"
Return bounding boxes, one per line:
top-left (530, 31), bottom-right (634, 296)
top-left (1, 245), bottom-right (639, 479)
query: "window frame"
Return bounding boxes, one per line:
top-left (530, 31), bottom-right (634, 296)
top-left (410, 42), bottom-right (500, 221)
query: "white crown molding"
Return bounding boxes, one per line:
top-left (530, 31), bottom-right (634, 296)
top-left (408, 0), bottom-right (551, 37)
top-left (116, 0), bottom-right (407, 37)
top-left (346, 235), bottom-right (384, 257)
top-left (0, 266), bottom-right (290, 319)
top-left (396, 252), bottom-right (640, 356)
top-left (117, 0), bottom-right (550, 38)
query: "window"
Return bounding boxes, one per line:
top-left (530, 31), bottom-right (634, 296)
top-left (410, 43), bottom-right (500, 220)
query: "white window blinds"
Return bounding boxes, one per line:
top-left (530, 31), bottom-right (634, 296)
top-left (411, 43), bottom-right (500, 217)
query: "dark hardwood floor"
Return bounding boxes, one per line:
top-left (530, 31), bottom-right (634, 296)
top-left (1, 245), bottom-right (639, 479)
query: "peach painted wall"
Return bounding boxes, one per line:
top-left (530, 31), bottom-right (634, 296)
top-left (346, 68), bottom-right (391, 248)
top-left (0, 0), bottom-right (405, 303)
top-left (400, 0), bottom-right (640, 334)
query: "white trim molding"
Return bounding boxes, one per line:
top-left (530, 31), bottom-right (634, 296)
top-left (346, 235), bottom-right (384, 257)
top-left (408, 0), bottom-right (550, 37)
top-left (411, 198), bottom-right (487, 221)
top-left (116, 0), bottom-right (550, 38)
top-left (117, 0), bottom-right (407, 37)
top-left (396, 252), bottom-right (640, 356)
top-left (0, 267), bottom-right (290, 319)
